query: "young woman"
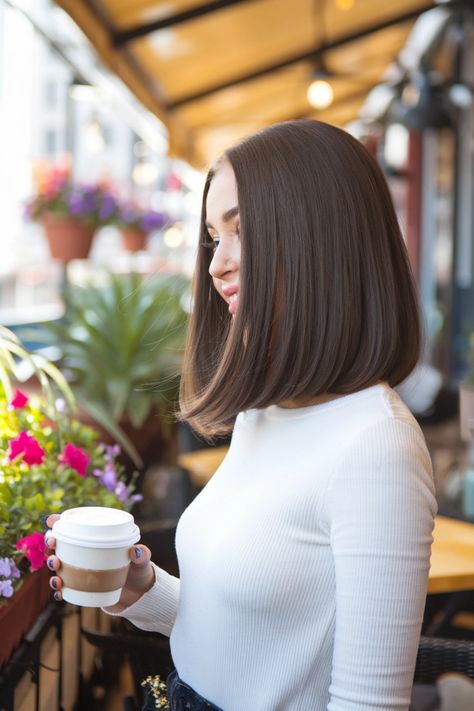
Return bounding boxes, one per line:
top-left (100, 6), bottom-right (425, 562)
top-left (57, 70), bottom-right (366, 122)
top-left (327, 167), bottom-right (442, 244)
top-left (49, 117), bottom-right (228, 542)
top-left (47, 120), bottom-right (437, 711)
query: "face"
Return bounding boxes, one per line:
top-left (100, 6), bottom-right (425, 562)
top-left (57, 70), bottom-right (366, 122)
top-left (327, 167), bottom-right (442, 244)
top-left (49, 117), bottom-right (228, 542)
top-left (205, 160), bottom-right (241, 317)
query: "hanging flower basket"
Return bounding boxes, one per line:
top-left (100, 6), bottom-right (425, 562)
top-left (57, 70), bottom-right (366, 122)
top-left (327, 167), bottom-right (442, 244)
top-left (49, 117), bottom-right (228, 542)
top-left (41, 214), bottom-right (95, 263)
top-left (121, 228), bottom-right (147, 253)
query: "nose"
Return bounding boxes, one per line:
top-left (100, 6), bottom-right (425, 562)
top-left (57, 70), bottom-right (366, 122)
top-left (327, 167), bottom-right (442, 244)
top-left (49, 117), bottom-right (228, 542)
top-left (208, 243), bottom-right (238, 280)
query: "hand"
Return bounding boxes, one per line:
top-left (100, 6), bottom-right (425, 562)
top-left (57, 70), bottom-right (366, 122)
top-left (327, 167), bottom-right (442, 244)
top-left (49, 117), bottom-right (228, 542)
top-left (45, 514), bottom-right (155, 611)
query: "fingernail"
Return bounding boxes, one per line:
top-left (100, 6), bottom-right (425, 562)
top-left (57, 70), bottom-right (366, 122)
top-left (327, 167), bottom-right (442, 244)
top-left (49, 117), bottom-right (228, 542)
top-left (47, 559), bottom-right (55, 570)
top-left (134, 547), bottom-right (142, 558)
top-left (51, 578), bottom-right (57, 589)
top-left (53, 591), bottom-right (61, 602)
top-left (41, 514), bottom-right (49, 531)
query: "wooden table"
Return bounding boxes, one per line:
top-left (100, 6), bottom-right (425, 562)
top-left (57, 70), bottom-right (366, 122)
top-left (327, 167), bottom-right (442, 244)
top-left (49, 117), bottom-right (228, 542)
top-left (178, 446), bottom-right (228, 488)
top-left (429, 515), bottom-right (474, 594)
top-left (178, 448), bottom-right (474, 594)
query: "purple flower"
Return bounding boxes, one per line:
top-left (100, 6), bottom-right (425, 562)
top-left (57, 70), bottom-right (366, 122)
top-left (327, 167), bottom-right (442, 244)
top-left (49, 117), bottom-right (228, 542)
top-left (99, 195), bottom-right (117, 220)
top-left (131, 494), bottom-right (143, 503)
top-left (120, 206), bottom-right (135, 224)
top-left (0, 558), bottom-right (12, 577)
top-left (0, 580), bottom-right (14, 598)
top-left (114, 481), bottom-right (129, 502)
top-left (141, 211), bottom-right (166, 232)
top-left (101, 466), bottom-right (118, 492)
top-left (0, 558), bottom-right (21, 580)
top-left (68, 193), bottom-right (83, 215)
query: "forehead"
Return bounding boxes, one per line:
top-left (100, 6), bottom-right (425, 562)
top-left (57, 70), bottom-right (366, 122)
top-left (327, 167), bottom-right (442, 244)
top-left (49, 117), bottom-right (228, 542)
top-left (205, 161), bottom-right (238, 225)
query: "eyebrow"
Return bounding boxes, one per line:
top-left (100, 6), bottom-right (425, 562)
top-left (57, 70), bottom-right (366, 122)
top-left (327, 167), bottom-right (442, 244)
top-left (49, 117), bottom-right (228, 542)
top-left (205, 206), bottom-right (239, 229)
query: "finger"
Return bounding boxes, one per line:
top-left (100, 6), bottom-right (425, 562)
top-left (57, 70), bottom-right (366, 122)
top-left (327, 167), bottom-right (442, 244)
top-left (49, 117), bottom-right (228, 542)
top-left (44, 534), bottom-right (56, 552)
top-left (53, 590), bottom-right (63, 602)
top-left (49, 575), bottom-right (63, 591)
top-left (129, 544), bottom-right (152, 566)
top-left (47, 555), bottom-right (61, 572)
top-left (45, 514), bottom-right (60, 529)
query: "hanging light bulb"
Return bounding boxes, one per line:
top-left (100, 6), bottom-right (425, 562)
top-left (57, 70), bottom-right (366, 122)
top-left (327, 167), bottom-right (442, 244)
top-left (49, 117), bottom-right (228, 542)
top-left (132, 159), bottom-right (159, 186)
top-left (85, 114), bottom-right (105, 153)
top-left (335, 0), bottom-right (355, 10)
top-left (307, 79), bottom-right (334, 110)
top-left (164, 225), bottom-right (184, 249)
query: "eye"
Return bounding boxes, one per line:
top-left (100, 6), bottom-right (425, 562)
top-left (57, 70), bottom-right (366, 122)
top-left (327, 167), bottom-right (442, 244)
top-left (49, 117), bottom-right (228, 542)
top-left (202, 238), bottom-right (220, 252)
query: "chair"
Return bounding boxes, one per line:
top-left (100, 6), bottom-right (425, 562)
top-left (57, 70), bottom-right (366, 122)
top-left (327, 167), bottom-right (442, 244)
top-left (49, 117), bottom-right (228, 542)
top-left (414, 635), bottom-right (474, 684)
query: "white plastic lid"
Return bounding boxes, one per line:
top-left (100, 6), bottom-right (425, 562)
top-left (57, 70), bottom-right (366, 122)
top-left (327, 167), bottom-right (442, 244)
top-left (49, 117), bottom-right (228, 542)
top-left (52, 506), bottom-right (140, 549)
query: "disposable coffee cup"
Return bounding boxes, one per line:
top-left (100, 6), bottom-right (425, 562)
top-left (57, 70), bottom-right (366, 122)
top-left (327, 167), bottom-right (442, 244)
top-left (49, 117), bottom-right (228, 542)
top-left (52, 506), bottom-right (140, 607)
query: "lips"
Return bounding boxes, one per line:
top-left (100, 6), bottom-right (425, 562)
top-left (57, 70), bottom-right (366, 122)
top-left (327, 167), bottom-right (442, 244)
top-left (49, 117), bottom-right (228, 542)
top-left (222, 284), bottom-right (239, 316)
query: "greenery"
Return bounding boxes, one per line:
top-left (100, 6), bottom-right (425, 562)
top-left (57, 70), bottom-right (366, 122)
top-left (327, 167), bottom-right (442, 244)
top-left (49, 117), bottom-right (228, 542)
top-left (0, 328), bottom-right (140, 603)
top-left (24, 164), bottom-right (119, 229)
top-left (45, 272), bottom-right (189, 466)
top-left (24, 163), bottom-right (169, 233)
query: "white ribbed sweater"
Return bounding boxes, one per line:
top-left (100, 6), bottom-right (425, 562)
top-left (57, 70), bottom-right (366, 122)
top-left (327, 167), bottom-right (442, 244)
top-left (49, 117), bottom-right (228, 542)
top-left (117, 383), bottom-right (437, 711)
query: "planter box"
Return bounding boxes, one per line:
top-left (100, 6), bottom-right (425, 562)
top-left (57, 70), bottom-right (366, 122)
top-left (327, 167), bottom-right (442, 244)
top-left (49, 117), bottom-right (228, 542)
top-left (0, 566), bottom-right (50, 669)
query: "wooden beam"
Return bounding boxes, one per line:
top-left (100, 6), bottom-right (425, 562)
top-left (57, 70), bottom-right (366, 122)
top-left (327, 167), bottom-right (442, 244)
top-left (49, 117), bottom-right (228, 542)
top-left (167, 1), bottom-right (439, 109)
top-left (54, 0), bottom-right (194, 160)
top-left (113, 0), bottom-right (256, 47)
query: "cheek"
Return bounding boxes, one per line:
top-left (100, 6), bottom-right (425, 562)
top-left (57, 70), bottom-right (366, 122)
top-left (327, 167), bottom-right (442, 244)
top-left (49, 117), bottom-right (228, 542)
top-left (212, 276), bottom-right (222, 295)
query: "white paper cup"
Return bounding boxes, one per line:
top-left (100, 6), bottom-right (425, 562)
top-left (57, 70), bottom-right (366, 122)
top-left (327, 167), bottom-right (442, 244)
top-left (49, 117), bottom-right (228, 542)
top-left (52, 506), bottom-right (140, 607)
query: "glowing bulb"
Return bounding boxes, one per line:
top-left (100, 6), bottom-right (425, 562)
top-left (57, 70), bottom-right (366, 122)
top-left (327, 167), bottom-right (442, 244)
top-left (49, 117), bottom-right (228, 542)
top-left (335, 0), bottom-right (354, 10)
top-left (85, 120), bottom-right (105, 153)
top-left (307, 80), bottom-right (334, 109)
top-left (132, 160), bottom-right (159, 186)
top-left (163, 226), bottom-right (184, 249)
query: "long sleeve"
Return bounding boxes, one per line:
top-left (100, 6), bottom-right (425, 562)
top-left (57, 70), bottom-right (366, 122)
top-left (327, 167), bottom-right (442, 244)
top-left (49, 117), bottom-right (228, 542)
top-left (103, 562), bottom-right (180, 637)
top-left (325, 418), bottom-right (437, 710)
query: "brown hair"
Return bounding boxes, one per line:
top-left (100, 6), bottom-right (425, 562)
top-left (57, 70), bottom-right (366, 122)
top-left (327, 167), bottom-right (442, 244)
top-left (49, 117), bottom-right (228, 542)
top-left (179, 120), bottom-right (423, 437)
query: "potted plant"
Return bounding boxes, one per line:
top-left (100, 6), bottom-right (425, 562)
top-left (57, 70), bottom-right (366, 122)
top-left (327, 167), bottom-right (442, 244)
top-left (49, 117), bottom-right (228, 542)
top-left (114, 203), bottom-right (169, 252)
top-left (0, 328), bottom-right (140, 666)
top-left (43, 271), bottom-right (189, 469)
top-left (460, 331), bottom-right (474, 442)
top-left (24, 163), bottom-right (119, 262)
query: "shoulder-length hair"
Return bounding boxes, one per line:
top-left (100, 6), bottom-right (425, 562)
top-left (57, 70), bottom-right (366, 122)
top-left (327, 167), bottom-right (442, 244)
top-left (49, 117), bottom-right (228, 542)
top-left (179, 120), bottom-right (423, 437)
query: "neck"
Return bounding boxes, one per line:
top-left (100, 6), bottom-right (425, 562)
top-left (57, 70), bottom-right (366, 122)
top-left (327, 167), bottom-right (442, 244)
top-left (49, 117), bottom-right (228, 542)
top-left (277, 393), bottom-right (344, 410)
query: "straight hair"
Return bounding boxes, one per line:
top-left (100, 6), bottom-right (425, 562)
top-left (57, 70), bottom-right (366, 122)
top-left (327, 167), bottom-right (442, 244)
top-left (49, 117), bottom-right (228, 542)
top-left (179, 120), bottom-right (423, 437)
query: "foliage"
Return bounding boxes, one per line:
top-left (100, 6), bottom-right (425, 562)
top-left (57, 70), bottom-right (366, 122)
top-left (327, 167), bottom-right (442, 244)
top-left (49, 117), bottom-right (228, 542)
top-left (45, 272), bottom-right (189, 465)
top-left (0, 388), bottom-right (141, 603)
top-left (24, 163), bottom-right (120, 229)
top-left (24, 162), bottom-right (168, 233)
top-left (113, 202), bottom-right (168, 233)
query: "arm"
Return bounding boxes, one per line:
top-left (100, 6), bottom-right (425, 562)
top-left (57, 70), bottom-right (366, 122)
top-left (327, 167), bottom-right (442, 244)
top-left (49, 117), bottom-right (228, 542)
top-left (103, 562), bottom-right (180, 637)
top-left (325, 418), bottom-right (437, 710)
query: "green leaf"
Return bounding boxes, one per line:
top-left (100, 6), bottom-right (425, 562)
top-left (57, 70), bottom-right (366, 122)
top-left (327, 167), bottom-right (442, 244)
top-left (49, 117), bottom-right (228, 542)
top-left (77, 398), bottom-right (143, 468)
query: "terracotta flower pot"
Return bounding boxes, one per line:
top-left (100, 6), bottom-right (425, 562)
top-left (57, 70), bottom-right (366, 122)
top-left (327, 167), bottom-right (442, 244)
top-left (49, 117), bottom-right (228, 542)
top-left (41, 214), bottom-right (95, 263)
top-left (460, 381), bottom-right (474, 442)
top-left (0, 566), bottom-right (50, 668)
top-left (121, 228), bottom-right (147, 252)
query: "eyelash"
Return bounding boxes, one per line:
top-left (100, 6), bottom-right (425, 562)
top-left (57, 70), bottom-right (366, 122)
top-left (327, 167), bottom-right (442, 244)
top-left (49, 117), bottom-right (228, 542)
top-left (202, 227), bottom-right (239, 253)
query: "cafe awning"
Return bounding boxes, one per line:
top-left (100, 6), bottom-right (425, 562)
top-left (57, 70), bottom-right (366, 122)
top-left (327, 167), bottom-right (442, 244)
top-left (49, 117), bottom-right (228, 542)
top-left (54, 0), bottom-right (439, 167)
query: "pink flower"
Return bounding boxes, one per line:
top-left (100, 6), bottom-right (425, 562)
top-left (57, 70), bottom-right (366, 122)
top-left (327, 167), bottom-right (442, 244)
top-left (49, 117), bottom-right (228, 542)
top-left (16, 531), bottom-right (46, 571)
top-left (59, 443), bottom-right (90, 477)
top-left (9, 432), bottom-right (45, 465)
top-left (10, 389), bottom-right (29, 409)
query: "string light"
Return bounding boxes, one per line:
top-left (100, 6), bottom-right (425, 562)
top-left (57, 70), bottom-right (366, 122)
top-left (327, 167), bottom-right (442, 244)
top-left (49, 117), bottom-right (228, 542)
top-left (307, 80), bottom-right (334, 109)
top-left (163, 225), bottom-right (184, 249)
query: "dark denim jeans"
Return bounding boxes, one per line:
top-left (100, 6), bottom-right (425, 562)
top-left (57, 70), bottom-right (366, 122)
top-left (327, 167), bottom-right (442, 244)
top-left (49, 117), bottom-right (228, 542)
top-left (142, 670), bottom-right (223, 711)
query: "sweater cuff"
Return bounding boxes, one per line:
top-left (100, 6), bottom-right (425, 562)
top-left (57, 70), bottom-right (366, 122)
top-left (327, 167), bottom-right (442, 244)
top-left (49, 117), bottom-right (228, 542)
top-left (102, 562), bottom-right (180, 637)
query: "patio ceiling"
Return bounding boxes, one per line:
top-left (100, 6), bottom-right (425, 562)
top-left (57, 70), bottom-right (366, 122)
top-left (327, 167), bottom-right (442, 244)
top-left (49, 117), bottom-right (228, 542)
top-left (54, 0), bottom-right (438, 167)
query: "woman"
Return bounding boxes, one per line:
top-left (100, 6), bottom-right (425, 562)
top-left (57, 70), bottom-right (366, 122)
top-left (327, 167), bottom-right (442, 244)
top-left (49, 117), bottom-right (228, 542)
top-left (46, 120), bottom-right (437, 711)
